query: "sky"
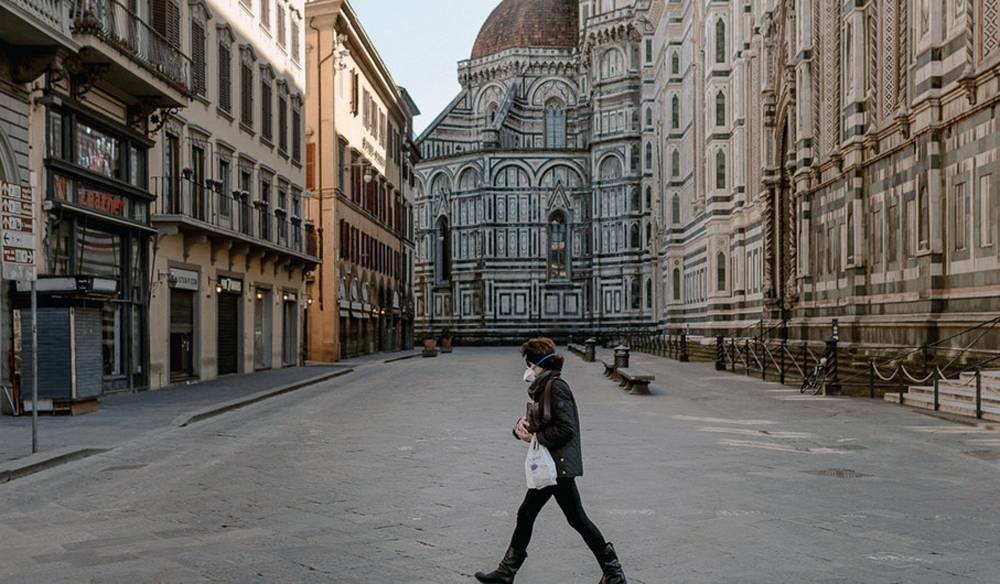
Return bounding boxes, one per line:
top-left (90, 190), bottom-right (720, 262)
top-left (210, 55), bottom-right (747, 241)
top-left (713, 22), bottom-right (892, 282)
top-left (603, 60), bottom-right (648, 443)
top-left (350, 0), bottom-right (500, 137)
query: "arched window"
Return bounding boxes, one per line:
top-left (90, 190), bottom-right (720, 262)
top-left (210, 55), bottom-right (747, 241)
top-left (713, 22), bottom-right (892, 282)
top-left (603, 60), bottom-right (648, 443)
top-left (436, 216), bottom-right (452, 283)
top-left (671, 95), bottom-right (680, 129)
top-left (645, 223), bottom-right (652, 247)
top-left (645, 186), bottom-right (652, 208)
top-left (645, 142), bottom-right (653, 171)
top-left (548, 211), bottom-right (568, 279)
top-left (545, 100), bottom-right (566, 148)
top-left (631, 187), bottom-right (640, 211)
top-left (630, 145), bottom-right (640, 172)
top-left (630, 223), bottom-right (640, 249)
top-left (716, 150), bottom-right (726, 190)
top-left (630, 277), bottom-right (641, 309)
top-left (671, 149), bottom-right (680, 178)
top-left (717, 251), bottom-right (726, 291)
top-left (715, 91), bottom-right (726, 127)
top-left (631, 110), bottom-right (639, 131)
top-left (672, 268), bottom-right (681, 300)
top-left (671, 51), bottom-right (680, 76)
top-left (672, 193), bottom-right (681, 224)
top-left (645, 107), bottom-right (653, 127)
top-left (646, 278), bottom-right (653, 309)
top-left (715, 18), bottom-right (726, 64)
top-left (599, 156), bottom-right (623, 180)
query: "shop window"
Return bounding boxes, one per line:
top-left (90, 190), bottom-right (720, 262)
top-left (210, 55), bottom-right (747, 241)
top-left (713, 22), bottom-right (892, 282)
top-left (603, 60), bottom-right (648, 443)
top-left (76, 122), bottom-right (122, 180)
top-left (77, 225), bottom-right (121, 280)
top-left (103, 305), bottom-right (123, 377)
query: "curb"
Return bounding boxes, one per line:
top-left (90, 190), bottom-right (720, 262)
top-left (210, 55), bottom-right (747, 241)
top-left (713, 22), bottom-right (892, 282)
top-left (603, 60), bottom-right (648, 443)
top-left (383, 352), bottom-right (421, 364)
top-left (172, 368), bottom-right (355, 428)
top-left (0, 447), bottom-right (108, 485)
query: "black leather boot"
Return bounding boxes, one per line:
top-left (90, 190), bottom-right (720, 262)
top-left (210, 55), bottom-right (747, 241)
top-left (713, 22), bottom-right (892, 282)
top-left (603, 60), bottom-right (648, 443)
top-left (598, 542), bottom-right (627, 584)
top-left (475, 547), bottom-right (527, 583)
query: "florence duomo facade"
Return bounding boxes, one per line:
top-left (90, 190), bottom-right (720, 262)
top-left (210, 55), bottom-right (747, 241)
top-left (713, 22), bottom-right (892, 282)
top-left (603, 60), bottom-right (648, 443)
top-left (416, 0), bottom-right (1000, 351)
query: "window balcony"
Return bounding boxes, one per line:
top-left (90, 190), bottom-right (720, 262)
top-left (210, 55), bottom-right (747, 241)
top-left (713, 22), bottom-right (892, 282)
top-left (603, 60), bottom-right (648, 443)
top-left (151, 176), bottom-right (318, 268)
top-left (0, 0), bottom-right (76, 49)
top-left (69, 0), bottom-right (191, 105)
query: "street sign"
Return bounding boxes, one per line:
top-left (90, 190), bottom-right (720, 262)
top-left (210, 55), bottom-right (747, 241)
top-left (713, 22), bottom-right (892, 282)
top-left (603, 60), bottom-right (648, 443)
top-left (0, 181), bottom-right (36, 282)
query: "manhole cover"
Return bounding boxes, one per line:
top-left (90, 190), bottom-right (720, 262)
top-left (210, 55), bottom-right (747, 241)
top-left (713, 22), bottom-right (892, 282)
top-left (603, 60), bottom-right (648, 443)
top-left (808, 468), bottom-right (870, 479)
top-left (964, 450), bottom-right (1000, 461)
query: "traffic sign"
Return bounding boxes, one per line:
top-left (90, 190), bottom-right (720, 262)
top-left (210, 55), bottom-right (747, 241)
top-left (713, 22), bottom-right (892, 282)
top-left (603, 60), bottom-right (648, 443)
top-left (0, 181), bottom-right (35, 281)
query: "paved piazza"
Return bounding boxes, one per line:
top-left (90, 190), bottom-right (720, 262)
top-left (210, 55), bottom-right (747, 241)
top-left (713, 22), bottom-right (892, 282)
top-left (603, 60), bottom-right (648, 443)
top-left (1, 348), bottom-right (999, 583)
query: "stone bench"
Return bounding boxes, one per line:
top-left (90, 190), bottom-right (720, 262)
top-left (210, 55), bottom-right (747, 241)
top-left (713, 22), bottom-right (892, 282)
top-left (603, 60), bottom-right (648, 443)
top-left (616, 367), bottom-right (655, 395)
top-left (601, 359), bottom-right (617, 379)
top-left (568, 343), bottom-right (586, 357)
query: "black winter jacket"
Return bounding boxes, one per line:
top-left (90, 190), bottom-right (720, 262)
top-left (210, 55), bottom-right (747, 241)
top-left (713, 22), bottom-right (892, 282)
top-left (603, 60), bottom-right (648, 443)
top-left (514, 369), bottom-right (583, 478)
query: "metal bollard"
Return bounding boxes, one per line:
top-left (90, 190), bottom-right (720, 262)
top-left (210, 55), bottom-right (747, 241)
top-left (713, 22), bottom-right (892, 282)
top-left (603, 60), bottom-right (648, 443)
top-left (679, 332), bottom-right (689, 362)
top-left (715, 336), bottom-right (726, 370)
top-left (584, 337), bottom-right (596, 363)
top-left (614, 345), bottom-right (631, 370)
top-left (976, 367), bottom-right (983, 419)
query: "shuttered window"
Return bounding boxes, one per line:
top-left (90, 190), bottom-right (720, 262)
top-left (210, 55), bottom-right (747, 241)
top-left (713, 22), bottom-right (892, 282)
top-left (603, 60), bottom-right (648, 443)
top-left (260, 0), bottom-right (270, 30)
top-left (291, 103), bottom-right (301, 162)
top-left (290, 19), bottom-right (300, 63)
top-left (305, 143), bottom-right (315, 191)
top-left (278, 93), bottom-right (288, 152)
top-left (276, 4), bottom-right (286, 48)
top-left (191, 19), bottom-right (206, 97)
top-left (218, 42), bottom-right (232, 112)
top-left (261, 76), bottom-right (272, 142)
top-left (241, 60), bottom-right (253, 129)
top-left (151, 0), bottom-right (181, 47)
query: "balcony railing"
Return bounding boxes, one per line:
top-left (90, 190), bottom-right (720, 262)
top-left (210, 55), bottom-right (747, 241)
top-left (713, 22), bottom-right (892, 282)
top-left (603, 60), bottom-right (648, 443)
top-left (12, 0), bottom-right (70, 35)
top-left (70, 0), bottom-right (190, 94)
top-left (151, 176), bottom-right (314, 257)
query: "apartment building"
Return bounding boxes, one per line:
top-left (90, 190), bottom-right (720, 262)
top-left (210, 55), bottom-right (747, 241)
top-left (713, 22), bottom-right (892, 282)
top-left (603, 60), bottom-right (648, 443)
top-left (146, 0), bottom-right (318, 388)
top-left (305, 0), bottom-right (418, 361)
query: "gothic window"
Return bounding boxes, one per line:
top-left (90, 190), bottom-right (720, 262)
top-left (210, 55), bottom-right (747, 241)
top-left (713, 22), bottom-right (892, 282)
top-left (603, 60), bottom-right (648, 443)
top-left (672, 268), bottom-right (681, 300)
top-left (955, 182), bottom-right (968, 251)
top-left (716, 251), bottom-right (726, 292)
top-left (672, 193), bottom-right (680, 224)
top-left (646, 223), bottom-right (652, 246)
top-left (630, 223), bottom-right (640, 249)
top-left (458, 168), bottom-right (478, 191)
top-left (631, 111), bottom-right (639, 131)
top-left (715, 91), bottom-right (726, 127)
top-left (436, 216), bottom-right (452, 283)
top-left (671, 95), bottom-right (680, 129)
top-left (548, 211), bottom-right (568, 280)
top-left (631, 187), bottom-right (640, 211)
top-left (599, 48), bottom-right (624, 79)
top-left (715, 18), bottom-right (726, 64)
top-left (645, 107), bottom-right (653, 128)
top-left (599, 156), bottom-right (623, 180)
top-left (645, 186), bottom-right (652, 208)
top-left (630, 278), bottom-right (641, 310)
top-left (545, 99), bottom-right (566, 149)
top-left (715, 150), bottom-right (726, 190)
top-left (645, 142), bottom-right (653, 171)
top-left (671, 51), bottom-right (680, 76)
top-left (646, 278), bottom-right (653, 309)
top-left (630, 145), bottom-right (641, 173)
top-left (671, 149), bottom-right (680, 178)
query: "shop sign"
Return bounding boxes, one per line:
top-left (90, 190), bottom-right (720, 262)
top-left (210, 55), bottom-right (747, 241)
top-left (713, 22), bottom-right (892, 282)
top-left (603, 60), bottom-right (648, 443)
top-left (218, 276), bottom-right (243, 294)
top-left (1, 181), bottom-right (36, 281)
top-left (78, 188), bottom-right (126, 217)
top-left (168, 267), bottom-right (199, 290)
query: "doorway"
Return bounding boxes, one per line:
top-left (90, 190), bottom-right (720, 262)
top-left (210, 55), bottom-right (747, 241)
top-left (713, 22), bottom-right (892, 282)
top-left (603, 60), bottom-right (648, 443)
top-left (169, 289), bottom-right (195, 381)
top-left (253, 289), bottom-right (272, 370)
top-left (217, 292), bottom-right (239, 375)
top-left (282, 295), bottom-right (298, 367)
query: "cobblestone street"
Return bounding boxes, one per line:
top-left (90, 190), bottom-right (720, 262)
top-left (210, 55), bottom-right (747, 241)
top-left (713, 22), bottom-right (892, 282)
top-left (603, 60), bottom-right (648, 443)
top-left (1, 347), bottom-right (999, 583)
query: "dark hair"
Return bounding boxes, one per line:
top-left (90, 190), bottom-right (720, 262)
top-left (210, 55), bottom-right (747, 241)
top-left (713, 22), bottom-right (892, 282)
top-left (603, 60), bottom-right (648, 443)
top-left (520, 337), bottom-right (563, 370)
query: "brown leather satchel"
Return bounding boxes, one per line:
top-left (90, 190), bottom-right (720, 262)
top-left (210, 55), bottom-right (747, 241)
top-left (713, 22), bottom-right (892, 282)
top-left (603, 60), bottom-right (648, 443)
top-left (525, 378), bottom-right (554, 432)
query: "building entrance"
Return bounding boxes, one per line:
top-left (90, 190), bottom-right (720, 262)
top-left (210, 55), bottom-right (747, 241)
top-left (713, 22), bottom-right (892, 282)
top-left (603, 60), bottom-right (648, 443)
top-left (169, 288), bottom-right (195, 381)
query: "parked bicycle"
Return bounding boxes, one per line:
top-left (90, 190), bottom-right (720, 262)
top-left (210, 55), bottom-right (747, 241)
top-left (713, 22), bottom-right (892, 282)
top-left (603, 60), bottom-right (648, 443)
top-left (801, 357), bottom-right (827, 395)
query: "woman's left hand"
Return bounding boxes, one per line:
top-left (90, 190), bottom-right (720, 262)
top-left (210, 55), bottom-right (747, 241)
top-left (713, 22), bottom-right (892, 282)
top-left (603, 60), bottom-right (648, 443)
top-left (514, 418), bottom-right (532, 443)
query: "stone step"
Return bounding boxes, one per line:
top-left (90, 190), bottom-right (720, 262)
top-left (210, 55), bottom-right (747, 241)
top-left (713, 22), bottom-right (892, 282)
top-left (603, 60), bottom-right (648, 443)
top-left (895, 391), bottom-right (1000, 422)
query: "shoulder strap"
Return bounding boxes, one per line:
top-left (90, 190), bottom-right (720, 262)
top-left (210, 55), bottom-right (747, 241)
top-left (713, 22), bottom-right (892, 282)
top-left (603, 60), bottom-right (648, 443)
top-left (542, 378), bottom-right (554, 424)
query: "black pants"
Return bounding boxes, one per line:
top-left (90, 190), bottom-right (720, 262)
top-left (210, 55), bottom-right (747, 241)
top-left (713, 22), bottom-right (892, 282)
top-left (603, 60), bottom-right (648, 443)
top-left (509, 477), bottom-right (607, 563)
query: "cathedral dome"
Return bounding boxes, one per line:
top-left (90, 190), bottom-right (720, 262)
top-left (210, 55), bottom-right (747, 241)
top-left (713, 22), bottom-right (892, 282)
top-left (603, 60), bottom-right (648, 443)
top-left (471, 0), bottom-right (579, 60)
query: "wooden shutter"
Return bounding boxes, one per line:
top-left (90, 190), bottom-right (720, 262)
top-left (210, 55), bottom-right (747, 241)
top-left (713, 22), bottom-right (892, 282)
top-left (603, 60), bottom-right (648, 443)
top-left (218, 43), bottom-right (231, 111)
top-left (305, 143), bottom-right (315, 191)
top-left (191, 20), bottom-right (206, 96)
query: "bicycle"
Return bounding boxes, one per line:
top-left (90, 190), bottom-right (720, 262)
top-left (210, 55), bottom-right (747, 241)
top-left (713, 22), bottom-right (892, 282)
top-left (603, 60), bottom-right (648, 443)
top-left (800, 357), bottom-right (827, 395)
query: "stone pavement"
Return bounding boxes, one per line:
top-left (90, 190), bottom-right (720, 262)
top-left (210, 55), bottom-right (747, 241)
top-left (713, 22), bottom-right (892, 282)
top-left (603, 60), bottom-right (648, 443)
top-left (0, 346), bottom-right (998, 583)
top-left (0, 350), bottom-right (415, 464)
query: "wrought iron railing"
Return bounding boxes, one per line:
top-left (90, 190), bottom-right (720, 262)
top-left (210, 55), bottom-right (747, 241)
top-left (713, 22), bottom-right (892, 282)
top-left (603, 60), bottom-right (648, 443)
top-left (11, 0), bottom-right (70, 35)
top-left (151, 176), bottom-right (311, 256)
top-left (69, 0), bottom-right (191, 94)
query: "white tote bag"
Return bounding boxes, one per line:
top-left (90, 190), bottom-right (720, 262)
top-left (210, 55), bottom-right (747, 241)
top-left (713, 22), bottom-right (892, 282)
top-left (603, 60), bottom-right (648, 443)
top-left (525, 435), bottom-right (558, 489)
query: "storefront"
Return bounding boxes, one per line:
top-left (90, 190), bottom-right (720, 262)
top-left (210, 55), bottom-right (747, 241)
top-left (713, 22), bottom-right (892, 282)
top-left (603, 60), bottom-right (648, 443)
top-left (281, 290), bottom-right (298, 367)
top-left (168, 267), bottom-right (198, 382)
top-left (17, 98), bottom-right (155, 396)
top-left (253, 286), bottom-right (273, 371)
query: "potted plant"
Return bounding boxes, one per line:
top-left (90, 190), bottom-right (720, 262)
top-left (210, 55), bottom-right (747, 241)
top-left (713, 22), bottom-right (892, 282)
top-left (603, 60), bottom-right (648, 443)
top-left (439, 328), bottom-right (453, 353)
top-left (421, 333), bottom-right (438, 358)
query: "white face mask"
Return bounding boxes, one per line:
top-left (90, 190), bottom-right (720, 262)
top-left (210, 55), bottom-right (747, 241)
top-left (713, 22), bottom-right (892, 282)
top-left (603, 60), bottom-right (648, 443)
top-left (523, 367), bottom-right (537, 384)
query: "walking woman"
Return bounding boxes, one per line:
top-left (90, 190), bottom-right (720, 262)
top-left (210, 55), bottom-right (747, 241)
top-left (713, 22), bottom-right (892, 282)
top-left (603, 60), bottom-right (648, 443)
top-left (475, 338), bottom-right (627, 584)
